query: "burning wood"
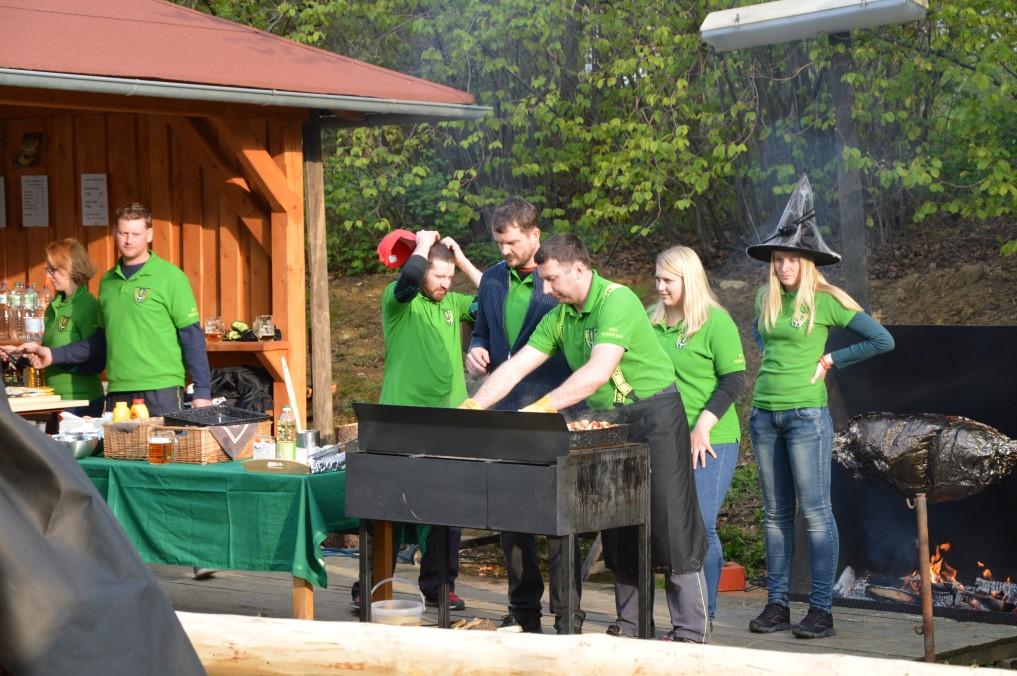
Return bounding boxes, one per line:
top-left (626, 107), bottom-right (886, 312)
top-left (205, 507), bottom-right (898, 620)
top-left (835, 543), bottom-right (1017, 614)
top-left (833, 412), bottom-right (1017, 503)
top-left (566, 419), bottom-right (616, 431)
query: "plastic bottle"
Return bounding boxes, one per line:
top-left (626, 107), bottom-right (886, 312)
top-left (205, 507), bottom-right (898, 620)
top-left (23, 283), bottom-right (44, 343)
top-left (276, 406), bottom-right (296, 461)
top-left (41, 283), bottom-right (53, 308)
top-left (9, 282), bottom-right (23, 340)
top-left (112, 401), bottom-right (131, 423)
top-left (130, 398), bottom-right (150, 420)
top-left (0, 280), bottom-right (8, 339)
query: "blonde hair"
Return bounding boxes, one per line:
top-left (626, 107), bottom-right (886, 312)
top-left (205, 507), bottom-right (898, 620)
top-left (758, 253), bottom-right (862, 334)
top-left (648, 245), bottom-right (722, 339)
top-left (46, 238), bottom-right (96, 287)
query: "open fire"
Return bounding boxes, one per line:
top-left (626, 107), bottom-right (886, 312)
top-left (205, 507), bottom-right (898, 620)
top-left (836, 542), bottom-right (1017, 614)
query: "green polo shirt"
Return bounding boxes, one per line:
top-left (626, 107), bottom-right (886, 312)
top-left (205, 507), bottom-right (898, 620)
top-left (98, 252), bottom-right (200, 392)
top-left (753, 287), bottom-right (857, 411)
top-left (504, 268), bottom-right (535, 347)
top-left (528, 272), bottom-right (675, 411)
top-left (653, 306), bottom-right (745, 444)
top-left (379, 283), bottom-right (475, 407)
top-left (43, 285), bottom-right (104, 401)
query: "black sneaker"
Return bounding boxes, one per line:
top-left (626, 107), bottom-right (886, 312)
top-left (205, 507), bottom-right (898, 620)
top-left (658, 629), bottom-right (703, 643)
top-left (425, 592), bottom-right (466, 611)
top-left (792, 606), bottom-right (836, 638)
top-left (749, 602), bottom-right (791, 633)
top-left (605, 623), bottom-right (633, 638)
top-left (553, 615), bottom-right (584, 635)
top-left (500, 614), bottom-right (543, 634)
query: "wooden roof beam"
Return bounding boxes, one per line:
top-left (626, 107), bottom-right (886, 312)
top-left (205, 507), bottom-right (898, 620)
top-left (208, 115), bottom-right (301, 219)
top-left (165, 116), bottom-right (266, 221)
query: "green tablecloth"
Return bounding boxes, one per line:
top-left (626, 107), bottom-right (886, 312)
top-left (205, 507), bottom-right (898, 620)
top-left (79, 458), bottom-right (357, 588)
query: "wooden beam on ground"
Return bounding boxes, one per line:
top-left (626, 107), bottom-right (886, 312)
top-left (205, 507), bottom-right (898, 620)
top-left (302, 115), bottom-right (334, 442)
top-left (176, 612), bottom-right (1000, 675)
top-left (209, 115), bottom-right (301, 218)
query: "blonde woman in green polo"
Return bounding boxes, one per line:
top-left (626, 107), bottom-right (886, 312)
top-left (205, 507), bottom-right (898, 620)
top-left (649, 245), bottom-right (745, 632)
top-left (745, 176), bottom-right (893, 639)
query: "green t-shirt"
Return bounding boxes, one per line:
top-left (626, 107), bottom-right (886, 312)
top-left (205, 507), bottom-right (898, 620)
top-left (527, 272), bottom-right (675, 411)
top-left (753, 287), bottom-right (857, 411)
top-left (43, 285), bottom-right (104, 401)
top-left (504, 268), bottom-right (534, 347)
top-left (379, 283), bottom-right (475, 407)
top-left (98, 252), bottom-right (201, 392)
top-left (653, 306), bottom-right (745, 444)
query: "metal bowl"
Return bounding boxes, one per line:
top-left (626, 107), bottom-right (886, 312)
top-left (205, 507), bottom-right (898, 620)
top-left (52, 434), bottom-right (102, 459)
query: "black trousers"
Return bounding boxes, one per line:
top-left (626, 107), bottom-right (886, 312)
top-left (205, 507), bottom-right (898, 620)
top-left (106, 387), bottom-right (184, 417)
top-left (502, 532), bottom-right (585, 625)
top-left (418, 526), bottom-right (461, 599)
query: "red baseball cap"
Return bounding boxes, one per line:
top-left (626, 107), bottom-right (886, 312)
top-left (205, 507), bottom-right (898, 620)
top-left (376, 229), bottom-right (417, 269)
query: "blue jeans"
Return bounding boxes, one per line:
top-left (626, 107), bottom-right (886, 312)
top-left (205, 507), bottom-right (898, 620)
top-left (749, 407), bottom-right (838, 612)
top-left (693, 442), bottom-right (739, 620)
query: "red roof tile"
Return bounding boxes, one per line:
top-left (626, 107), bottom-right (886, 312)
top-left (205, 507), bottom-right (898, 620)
top-left (0, 0), bottom-right (475, 105)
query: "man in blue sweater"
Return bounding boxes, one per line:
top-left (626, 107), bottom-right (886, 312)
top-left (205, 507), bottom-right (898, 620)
top-left (466, 198), bottom-right (585, 634)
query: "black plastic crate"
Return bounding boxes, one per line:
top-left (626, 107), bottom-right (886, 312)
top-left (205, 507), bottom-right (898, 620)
top-left (162, 405), bottom-right (270, 427)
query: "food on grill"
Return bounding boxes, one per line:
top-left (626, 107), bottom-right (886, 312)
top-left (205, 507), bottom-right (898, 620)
top-left (567, 419), bottom-right (616, 431)
top-left (834, 412), bottom-right (1017, 503)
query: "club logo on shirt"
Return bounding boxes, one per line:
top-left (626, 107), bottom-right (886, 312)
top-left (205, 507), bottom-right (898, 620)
top-left (675, 326), bottom-right (689, 350)
top-left (58, 316), bottom-right (70, 332)
top-left (443, 309), bottom-right (454, 325)
top-left (790, 309), bottom-right (809, 329)
top-left (584, 328), bottom-right (596, 348)
top-left (134, 287), bottom-right (150, 304)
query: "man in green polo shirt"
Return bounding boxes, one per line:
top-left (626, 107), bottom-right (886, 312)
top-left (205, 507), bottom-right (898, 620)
top-left (463, 234), bottom-right (709, 642)
top-left (25, 203), bottom-right (212, 415)
top-left (376, 228), bottom-right (481, 611)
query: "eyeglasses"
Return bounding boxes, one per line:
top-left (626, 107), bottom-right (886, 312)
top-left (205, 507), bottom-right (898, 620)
top-left (45, 263), bottom-right (60, 275)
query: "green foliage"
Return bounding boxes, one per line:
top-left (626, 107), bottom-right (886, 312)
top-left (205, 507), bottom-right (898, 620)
top-left (174, 0), bottom-right (1015, 269)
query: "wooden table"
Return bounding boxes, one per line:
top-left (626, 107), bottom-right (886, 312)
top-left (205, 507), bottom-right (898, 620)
top-left (206, 340), bottom-right (290, 420)
top-left (10, 396), bottom-right (90, 414)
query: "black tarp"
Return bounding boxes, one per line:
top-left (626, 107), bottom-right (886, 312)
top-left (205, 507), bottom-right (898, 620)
top-left (0, 390), bottom-right (205, 676)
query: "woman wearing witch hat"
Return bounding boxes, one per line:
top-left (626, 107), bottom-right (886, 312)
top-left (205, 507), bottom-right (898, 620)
top-left (745, 175), bottom-right (894, 639)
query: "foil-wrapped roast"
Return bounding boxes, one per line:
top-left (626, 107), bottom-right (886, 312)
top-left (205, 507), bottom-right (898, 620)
top-left (834, 413), bottom-right (1017, 503)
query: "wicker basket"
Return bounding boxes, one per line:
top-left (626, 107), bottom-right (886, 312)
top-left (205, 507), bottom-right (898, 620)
top-left (166, 420), bottom-right (272, 464)
top-left (103, 417), bottom-right (165, 460)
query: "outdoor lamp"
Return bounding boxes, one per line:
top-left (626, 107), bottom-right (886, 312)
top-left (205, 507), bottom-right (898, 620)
top-left (700, 0), bottom-right (929, 51)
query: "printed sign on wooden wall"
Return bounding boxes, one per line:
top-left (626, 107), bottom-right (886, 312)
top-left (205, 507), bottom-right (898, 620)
top-left (81, 173), bottom-right (109, 226)
top-left (21, 175), bottom-right (48, 228)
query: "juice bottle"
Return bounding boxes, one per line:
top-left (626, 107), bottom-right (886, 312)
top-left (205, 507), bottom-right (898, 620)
top-left (130, 398), bottom-right (150, 420)
top-left (276, 406), bottom-right (296, 461)
top-left (112, 401), bottom-right (131, 423)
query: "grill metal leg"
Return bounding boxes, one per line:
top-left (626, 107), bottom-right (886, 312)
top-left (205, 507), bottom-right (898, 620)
top-left (437, 526), bottom-right (450, 628)
top-left (637, 521), bottom-right (652, 638)
top-left (561, 534), bottom-right (577, 634)
top-left (359, 520), bottom-right (372, 623)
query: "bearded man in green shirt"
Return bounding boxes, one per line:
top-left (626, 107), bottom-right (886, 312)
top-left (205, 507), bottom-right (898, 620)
top-left (375, 228), bottom-right (481, 611)
top-left (462, 234), bottom-right (709, 642)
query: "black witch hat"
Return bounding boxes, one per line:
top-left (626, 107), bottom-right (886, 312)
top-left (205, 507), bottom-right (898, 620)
top-left (746, 174), bottom-right (841, 266)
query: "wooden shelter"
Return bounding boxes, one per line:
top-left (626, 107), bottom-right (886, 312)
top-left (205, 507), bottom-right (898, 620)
top-left (0, 0), bottom-right (486, 427)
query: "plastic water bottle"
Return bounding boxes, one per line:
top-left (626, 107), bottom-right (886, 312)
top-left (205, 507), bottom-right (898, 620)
top-left (23, 283), bottom-right (44, 343)
top-left (276, 406), bottom-right (297, 461)
top-left (41, 283), bottom-right (53, 308)
top-left (0, 280), bottom-right (9, 339)
top-left (9, 282), bottom-right (24, 340)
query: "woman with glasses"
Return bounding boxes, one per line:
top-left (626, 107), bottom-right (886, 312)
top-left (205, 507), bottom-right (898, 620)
top-left (32, 239), bottom-right (104, 415)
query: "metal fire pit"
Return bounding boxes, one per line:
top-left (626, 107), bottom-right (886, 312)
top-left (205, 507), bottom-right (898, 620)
top-left (345, 403), bottom-right (652, 635)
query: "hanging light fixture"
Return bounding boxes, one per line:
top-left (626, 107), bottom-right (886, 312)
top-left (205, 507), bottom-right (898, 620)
top-left (700, 0), bottom-right (928, 51)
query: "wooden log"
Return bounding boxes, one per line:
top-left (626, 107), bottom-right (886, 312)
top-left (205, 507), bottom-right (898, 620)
top-left (176, 611), bottom-right (1002, 675)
